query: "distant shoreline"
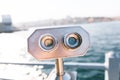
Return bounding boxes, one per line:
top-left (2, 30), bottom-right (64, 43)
top-left (1, 16), bottom-right (120, 32)
top-left (16, 17), bottom-right (120, 29)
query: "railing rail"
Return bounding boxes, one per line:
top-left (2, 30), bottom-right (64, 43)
top-left (0, 51), bottom-right (119, 80)
top-left (0, 62), bottom-right (105, 70)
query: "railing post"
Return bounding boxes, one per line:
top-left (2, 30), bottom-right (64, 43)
top-left (105, 51), bottom-right (120, 80)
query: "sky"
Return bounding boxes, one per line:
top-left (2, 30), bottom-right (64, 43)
top-left (0, 0), bottom-right (120, 23)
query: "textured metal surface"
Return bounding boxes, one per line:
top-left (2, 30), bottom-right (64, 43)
top-left (28, 26), bottom-right (90, 60)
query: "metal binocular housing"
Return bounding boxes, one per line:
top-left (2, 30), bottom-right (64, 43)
top-left (28, 25), bottom-right (90, 60)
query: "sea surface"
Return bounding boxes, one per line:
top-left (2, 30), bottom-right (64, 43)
top-left (74, 21), bottom-right (120, 80)
top-left (0, 21), bottom-right (120, 80)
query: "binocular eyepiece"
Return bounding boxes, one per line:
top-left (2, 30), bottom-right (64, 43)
top-left (39, 34), bottom-right (57, 51)
top-left (39, 33), bottom-right (82, 51)
top-left (64, 33), bottom-right (82, 49)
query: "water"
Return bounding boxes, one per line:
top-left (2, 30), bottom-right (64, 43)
top-left (67, 21), bottom-right (120, 80)
top-left (0, 21), bottom-right (120, 80)
top-left (82, 21), bottom-right (120, 63)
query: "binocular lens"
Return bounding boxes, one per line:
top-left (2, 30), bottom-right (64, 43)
top-left (64, 33), bottom-right (82, 49)
top-left (40, 35), bottom-right (56, 51)
top-left (44, 38), bottom-right (54, 47)
top-left (68, 37), bottom-right (77, 45)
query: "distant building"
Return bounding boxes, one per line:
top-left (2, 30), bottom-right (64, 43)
top-left (0, 15), bottom-right (12, 32)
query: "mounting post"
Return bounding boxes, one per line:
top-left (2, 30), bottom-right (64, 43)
top-left (56, 58), bottom-right (64, 80)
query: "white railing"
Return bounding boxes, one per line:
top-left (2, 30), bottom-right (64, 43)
top-left (0, 51), bottom-right (119, 80)
top-left (105, 51), bottom-right (120, 80)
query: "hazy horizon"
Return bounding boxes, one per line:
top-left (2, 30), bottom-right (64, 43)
top-left (0, 0), bottom-right (120, 23)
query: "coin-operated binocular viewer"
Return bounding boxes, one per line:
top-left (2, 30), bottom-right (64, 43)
top-left (28, 26), bottom-right (90, 80)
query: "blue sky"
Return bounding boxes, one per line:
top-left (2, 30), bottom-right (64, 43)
top-left (0, 0), bottom-right (120, 23)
